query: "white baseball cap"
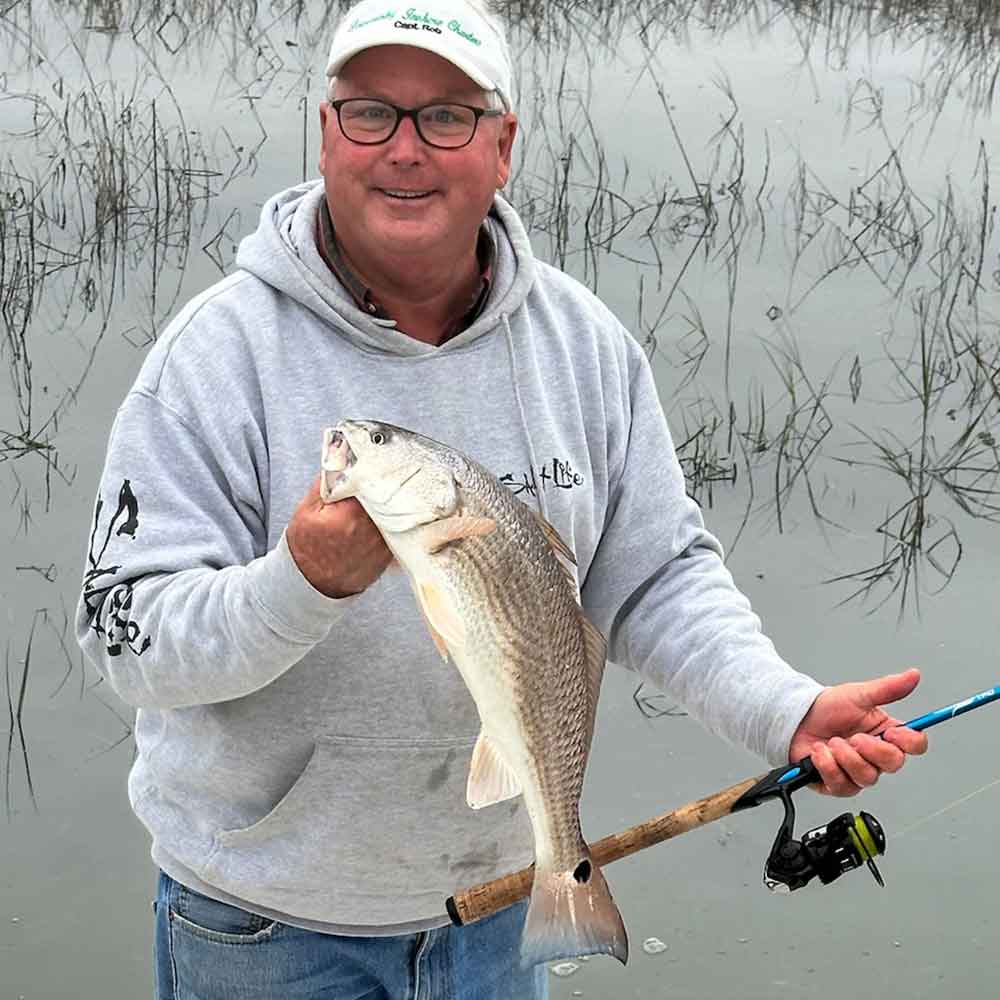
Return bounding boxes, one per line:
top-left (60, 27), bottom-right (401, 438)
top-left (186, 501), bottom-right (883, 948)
top-left (325, 1), bottom-right (513, 110)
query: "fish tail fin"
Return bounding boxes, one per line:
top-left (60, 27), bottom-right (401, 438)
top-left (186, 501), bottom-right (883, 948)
top-left (519, 855), bottom-right (628, 968)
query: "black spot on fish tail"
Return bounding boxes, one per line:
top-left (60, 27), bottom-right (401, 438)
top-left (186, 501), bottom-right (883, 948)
top-left (521, 861), bottom-right (627, 966)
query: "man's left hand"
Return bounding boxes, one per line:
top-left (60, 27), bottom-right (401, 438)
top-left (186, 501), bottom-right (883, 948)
top-left (788, 668), bottom-right (929, 797)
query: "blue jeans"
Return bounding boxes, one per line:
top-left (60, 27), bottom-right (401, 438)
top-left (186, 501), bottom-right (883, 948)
top-left (153, 872), bottom-right (548, 999)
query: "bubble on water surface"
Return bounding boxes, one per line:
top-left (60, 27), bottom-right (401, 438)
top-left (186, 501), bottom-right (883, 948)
top-left (550, 962), bottom-right (579, 977)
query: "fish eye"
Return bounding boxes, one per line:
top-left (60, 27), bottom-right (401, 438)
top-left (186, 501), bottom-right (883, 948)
top-left (370, 430), bottom-right (386, 445)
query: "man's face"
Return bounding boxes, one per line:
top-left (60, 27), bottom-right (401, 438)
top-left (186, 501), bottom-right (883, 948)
top-left (319, 45), bottom-right (517, 270)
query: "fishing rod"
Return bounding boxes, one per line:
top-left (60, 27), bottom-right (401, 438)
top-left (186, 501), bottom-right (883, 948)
top-left (446, 684), bottom-right (1000, 927)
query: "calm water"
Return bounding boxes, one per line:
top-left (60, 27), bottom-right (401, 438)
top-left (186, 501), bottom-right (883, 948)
top-left (2, 2), bottom-right (1000, 997)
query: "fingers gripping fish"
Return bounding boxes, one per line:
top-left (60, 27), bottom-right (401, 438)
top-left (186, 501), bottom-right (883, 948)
top-left (320, 420), bottom-right (628, 967)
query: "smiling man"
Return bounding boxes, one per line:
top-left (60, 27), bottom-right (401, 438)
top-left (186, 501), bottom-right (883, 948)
top-left (77, 1), bottom-right (927, 998)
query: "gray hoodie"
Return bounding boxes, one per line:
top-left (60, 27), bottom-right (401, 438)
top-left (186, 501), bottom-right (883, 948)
top-left (76, 180), bottom-right (823, 935)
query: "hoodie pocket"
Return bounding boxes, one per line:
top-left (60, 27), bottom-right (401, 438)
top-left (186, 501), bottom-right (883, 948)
top-left (203, 734), bottom-right (533, 926)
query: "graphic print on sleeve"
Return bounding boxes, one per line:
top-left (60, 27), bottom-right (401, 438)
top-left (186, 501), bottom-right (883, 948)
top-left (82, 479), bottom-right (152, 658)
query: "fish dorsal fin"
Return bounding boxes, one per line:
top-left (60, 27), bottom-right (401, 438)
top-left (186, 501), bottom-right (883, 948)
top-left (422, 515), bottom-right (497, 555)
top-left (415, 578), bottom-right (466, 653)
top-left (582, 616), bottom-right (608, 725)
top-left (554, 556), bottom-right (578, 593)
top-left (467, 729), bottom-right (522, 809)
top-left (531, 510), bottom-right (577, 565)
top-left (531, 510), bottom-right (579, 592)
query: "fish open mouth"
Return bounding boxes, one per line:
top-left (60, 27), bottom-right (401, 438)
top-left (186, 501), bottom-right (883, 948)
top-left (320, 427), bottom-right (357, 501)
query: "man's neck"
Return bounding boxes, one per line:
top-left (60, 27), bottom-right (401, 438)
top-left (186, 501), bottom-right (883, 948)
top-left (342, 242), bottom-right (480, 345)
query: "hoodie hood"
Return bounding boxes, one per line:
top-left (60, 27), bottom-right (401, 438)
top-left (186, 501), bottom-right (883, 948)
top-left (235, 180), bottom-right (537, 357)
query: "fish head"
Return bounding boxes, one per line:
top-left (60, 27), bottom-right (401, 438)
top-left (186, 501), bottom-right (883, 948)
top-left (320, 420), bottom-right (460, 533)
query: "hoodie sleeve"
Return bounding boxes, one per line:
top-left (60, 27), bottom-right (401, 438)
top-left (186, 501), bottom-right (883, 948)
top-left (579, 343), bottom-right (823, 766)
top-left (75, 325), bottom-right (350, 710)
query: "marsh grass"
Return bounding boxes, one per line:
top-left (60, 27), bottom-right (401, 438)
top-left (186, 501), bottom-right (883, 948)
top-left (1, 602), bottom-right (135, 816)
top-left (0, 65), bottom-right (228, 527)
top-left (810, 129), bottom-right (1000, 615)
top-left (510, 24), bottom-right (998, 615)
top-left (4, 612), bottom-right (40, 817)
top-left (2, 2), bottom-right (995, 598)
top-left (1, 0), bottom-right (999, 777)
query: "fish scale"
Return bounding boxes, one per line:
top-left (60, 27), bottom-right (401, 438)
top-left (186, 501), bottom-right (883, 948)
top-left (444, 495), bottom-right (590, 830)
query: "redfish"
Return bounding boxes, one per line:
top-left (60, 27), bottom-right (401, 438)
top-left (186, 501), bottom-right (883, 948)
top-left (320, 420), bottom-right (628, 967)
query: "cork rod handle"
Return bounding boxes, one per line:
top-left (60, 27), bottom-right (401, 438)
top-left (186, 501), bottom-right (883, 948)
top-left (446, 773), bottom-right (762, 926)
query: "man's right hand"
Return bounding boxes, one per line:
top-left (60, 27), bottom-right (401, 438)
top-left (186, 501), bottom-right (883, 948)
top-left (286, 476), bottom-right (393, 598)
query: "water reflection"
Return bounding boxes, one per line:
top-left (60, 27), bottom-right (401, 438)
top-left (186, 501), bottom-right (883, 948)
top-left (1, 0), bottom-right (998, 785)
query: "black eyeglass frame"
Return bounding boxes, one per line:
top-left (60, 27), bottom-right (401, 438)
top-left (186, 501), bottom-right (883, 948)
top-left (328, 98), bottom-right (505, 149)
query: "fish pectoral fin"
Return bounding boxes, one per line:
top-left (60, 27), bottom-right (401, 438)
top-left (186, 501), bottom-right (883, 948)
top-left (422, 515), bottom-right (497, 555)
top-left (415, 579), bottom-right (466, 652)
top-left (467, 730), bottom-right (522, 809)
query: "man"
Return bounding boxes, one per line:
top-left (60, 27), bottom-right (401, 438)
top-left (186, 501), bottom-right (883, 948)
top-left (75, 1), bottom-right (927, 997)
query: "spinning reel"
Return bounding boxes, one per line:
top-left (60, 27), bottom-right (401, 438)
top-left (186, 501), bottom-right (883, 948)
top-left (732, 758), bottom-right (886, 893)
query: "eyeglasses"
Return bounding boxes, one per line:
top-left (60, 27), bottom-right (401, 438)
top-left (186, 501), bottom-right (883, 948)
top-left (329, 99), bottom-right (504, 150)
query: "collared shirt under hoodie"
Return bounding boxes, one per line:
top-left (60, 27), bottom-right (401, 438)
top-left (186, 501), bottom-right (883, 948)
top-left (75, 179), bottom-right (823, 937)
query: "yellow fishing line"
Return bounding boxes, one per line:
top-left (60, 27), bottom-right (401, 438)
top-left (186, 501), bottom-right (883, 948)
top-left (849, 815), bottom-right (879, 859)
